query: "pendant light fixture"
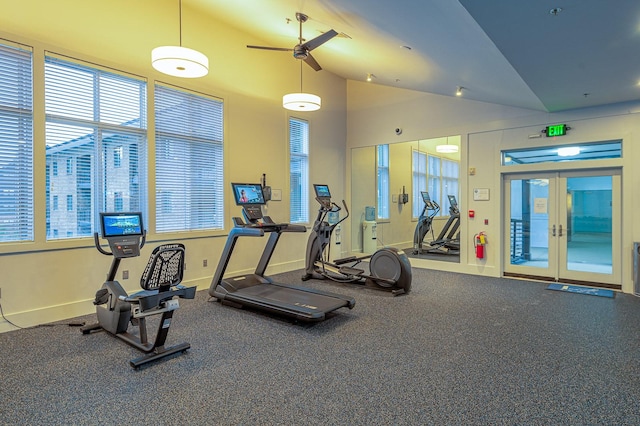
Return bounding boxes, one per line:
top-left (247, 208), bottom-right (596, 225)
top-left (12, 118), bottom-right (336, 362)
top-left (283, 61), bottom-right (321, 111)
top-left (436, 138), bottom-right (459, 153)
top-left (152, 0), bottom-right (209, 78)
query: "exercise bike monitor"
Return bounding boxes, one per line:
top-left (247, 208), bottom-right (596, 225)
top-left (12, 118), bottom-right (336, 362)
top-left (231, 183), bottom-right (266, 222)
top-left (99, 212), bottom-right (144, 258)
top-left (421, 191), bottom-right (431, 203)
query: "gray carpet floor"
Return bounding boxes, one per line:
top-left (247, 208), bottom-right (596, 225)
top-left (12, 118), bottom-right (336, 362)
top-left (2, 268), bottom-right (640, 425)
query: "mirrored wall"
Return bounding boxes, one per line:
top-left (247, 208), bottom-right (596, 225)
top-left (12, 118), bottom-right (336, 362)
top-left (351, 136), bottom-right (461, 263)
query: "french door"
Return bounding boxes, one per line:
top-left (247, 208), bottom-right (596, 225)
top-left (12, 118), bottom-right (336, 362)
top-left (504, 169), bottom-right (621, 288)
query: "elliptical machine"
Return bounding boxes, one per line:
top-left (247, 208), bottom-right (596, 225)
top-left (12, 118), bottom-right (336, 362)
top-left (81, 212), bottom-right (196, 368)
top-left (302, 184), bottom-right (412, 296)
top-left (413, 191), bottom-right (440, 254)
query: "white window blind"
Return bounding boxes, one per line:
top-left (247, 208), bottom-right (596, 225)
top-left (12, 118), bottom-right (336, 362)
top-left (0, 42), bottom-right (33, 242)
top-left (289, 118), bottom-right (308, 224)
top-left (45, 55), bottom-right (147, 240)
top-left (428, 155), bottom-right (442, 216)
top-left (442, 158), bottom-right (460, 214)
top-left (412, 150), bottom-right (427, 218)
top-left (155, 84), bottom-right (224, 232)
top-left (427, 155), bottom-right (459, 216)
top-left (377, 144), bottom-right (389, 220)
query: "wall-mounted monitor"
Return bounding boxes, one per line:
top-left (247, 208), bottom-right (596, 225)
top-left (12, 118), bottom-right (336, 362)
top-left (100, 212), bottom-right (144, 238)
top-left (231, 183), bottom-right (266, 205)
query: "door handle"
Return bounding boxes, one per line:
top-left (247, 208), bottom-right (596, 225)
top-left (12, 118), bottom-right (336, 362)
top-left (559, 224), bottom-right (563, 237)
top-left (552, 224), bottom-right (556, 237)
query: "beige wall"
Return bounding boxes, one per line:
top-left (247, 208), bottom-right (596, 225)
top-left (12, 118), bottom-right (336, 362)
top-left (346, 79), bottom-right (640, 292)
top-left (3, 1), bottom-right (640, 331)
top-left (0, 0), bottom-right (347, 331)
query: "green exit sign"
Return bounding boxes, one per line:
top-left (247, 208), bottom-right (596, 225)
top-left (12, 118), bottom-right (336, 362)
top-left (545, 124), bottom-right (568, 137)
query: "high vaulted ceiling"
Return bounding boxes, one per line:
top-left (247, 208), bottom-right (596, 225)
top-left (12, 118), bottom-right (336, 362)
top-left (191, 0), bottom-right (640, 112)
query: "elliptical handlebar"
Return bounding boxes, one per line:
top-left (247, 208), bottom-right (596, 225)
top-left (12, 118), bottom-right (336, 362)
top-left (335, 200), bottom-right (349, 226)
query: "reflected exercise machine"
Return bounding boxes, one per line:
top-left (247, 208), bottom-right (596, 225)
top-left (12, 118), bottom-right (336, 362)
top-left (429, 195), bottom-right (461, 253)
top-left (209, 183), bottom-right (355, 322)
top-left (302, 184), bottom-right (412, 296)
top-left (413, 191), bottom-right (439, 254)
top-left (81, 212), bottom-right (196, 368)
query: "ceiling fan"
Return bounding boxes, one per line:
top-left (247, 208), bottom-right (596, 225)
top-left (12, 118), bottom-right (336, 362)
top-left (247, 12), bottom-right (338, 71)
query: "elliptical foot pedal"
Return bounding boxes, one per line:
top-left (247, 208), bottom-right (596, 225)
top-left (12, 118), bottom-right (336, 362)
top-left (334, 256), bottom-right (357, 265)
top-left (339, 266), bottom-right (365, 275)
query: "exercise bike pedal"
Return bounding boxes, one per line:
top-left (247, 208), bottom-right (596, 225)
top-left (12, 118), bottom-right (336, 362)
top-left (339, 266), bottom-right (365, 275)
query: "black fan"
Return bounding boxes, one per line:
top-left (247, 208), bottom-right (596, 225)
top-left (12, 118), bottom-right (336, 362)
top-left (247, 12), bottom-right (338, 71)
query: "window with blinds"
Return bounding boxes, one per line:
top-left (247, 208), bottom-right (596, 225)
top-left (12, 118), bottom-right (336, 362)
top-left (428, 155), bottom-right (459, 216)
top-left (154, 84), bottom-right (224, 232)
top-left (44, 55), bottom-right (147, 240)
top-left (412, 150), bottom-right (427, 218)
top-left (0, 42), bottom-right (33, 242)
top-left (441, 158), bottom-right (459, 214)
top-left (377, 144), bottom-right (389, 220)
top-left (289, 118), bottom-right (309, 224)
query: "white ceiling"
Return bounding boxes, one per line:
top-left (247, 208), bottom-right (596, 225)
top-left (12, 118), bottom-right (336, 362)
top-left (191, 0), bottom-right (640, 113)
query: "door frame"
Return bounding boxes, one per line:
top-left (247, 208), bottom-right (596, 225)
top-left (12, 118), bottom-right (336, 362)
top-left (503, 168), bottom-right (621, 289)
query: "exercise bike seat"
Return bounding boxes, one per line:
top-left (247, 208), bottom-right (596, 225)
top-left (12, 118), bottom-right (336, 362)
top-left (125, 243), bottom-right (196, 313)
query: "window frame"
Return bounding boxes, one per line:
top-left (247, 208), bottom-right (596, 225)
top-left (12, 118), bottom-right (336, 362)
top-left (376, 144), bottom-right (390, 221)
top-left (44, 54), bottom-right (148, 241)
top-left (0, 41), bottom-right (34, 243)
top-left (289, 117), bottom-right (309, 224)
top-left (154, 83), bottom-right (225, 234)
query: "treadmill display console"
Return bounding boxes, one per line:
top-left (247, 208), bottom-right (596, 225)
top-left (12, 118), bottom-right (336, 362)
top-left (232, 183), bottom-right (266, 205)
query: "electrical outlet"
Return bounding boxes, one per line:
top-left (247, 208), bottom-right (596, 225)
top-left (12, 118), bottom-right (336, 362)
top-left (203, 259), bottom-right (208, 267)
top-left (122, 270), bottom-right (129, 280)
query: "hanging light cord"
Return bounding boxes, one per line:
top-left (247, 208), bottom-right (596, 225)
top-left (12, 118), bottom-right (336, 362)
top-left (179, 0), bottom-right (183, 47)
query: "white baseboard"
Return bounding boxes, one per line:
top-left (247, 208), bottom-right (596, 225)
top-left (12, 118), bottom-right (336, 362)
top-left (0, 259), bottom-right (306, 334)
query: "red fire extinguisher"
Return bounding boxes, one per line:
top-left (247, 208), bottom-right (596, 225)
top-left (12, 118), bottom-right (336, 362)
top-left (475, 232), bottom-right (487, 259)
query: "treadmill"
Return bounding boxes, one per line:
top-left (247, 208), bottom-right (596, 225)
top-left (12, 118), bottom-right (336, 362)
top-left (209, 183), bottom-right (355, 322)
top-left (427, 194), bottom-right (460, 254)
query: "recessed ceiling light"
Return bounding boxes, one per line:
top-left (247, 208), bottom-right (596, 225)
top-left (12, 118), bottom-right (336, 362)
top-left (558, 147), bottom-right (580, 157)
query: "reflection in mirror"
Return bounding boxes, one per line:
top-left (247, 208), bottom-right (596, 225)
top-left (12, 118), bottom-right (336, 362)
top-left (351, 136), bottom-right (461, 263)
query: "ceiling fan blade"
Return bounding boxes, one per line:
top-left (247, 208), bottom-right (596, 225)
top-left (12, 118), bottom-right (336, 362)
top-left (301, 29), bottom-right (338, 52)
top-left (303, 53), bottom-right (322, 71)
top-left (246, 45), bottom-right (293, 52)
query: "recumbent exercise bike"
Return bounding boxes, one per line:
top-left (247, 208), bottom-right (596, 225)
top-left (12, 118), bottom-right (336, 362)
top-left (302, 184), bottom-right (412, 296)
top-left (81, 212), bottom-right (196, 368)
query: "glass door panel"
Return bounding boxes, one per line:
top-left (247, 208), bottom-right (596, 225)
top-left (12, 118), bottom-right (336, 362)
top-left (505, 175), bottom-right (556, 279)
top-left (557, 172), bottom-right (620, 285)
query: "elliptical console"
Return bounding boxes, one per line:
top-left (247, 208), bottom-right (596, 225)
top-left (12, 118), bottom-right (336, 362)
top-left (302, 184), bottom-right (412, 296)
